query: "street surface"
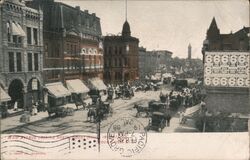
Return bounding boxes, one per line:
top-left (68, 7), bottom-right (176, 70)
top-left (2, 86), bottom-right (198, 134)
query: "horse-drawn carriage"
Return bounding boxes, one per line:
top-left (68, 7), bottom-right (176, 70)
top-left (122, 87), bottom-right (134, 99)
top-left (134, 100), bottom-right (167, 117)
top-left (87, 101), bottom-right (113, 123)
top-left (72, 93), bottom-right (87, 110)
top-left (146, 112), bottom-right (167, 132)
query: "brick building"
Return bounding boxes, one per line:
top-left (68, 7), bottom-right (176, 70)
top-left (202, 17), bottom-right (250, 113)
top-left (103, 21), bottom-right (139, 84)
top-left (26, 0), bottom-right (103, 85)
top-left (0, 0), bottom-right (43, 110)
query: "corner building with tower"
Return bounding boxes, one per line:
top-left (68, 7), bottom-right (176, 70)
top-left (103, 21), bottom-right (139, 84)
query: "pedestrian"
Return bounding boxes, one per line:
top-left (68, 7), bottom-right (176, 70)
top-left (13, 100), bottom-right (18, 111)
top-left (179, 111), bottom-right (185, 124)
top-left (166, 115), bottom-right (171, 127)
top-left (31, 100), bottom-right (38, 116)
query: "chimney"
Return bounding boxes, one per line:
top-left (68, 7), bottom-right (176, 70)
top-left (75, 6), bottom-right (80, 10)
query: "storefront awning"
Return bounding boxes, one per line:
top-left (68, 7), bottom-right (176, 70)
top-left (0, 87), bottom-right (11, 102)
top-left (184, 104), bottom-right (201, 117)
top-left (66, 79), bottom-right (90, 94)
top-left (12, 22), bottom-right (26, 37)
top-left (45, 82), bottom-right (71, 98)
top-left (89, 78), bottom-right (107, 90)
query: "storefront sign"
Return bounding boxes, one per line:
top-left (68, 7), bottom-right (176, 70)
top-left (204, 52), bottom-right (249, 88)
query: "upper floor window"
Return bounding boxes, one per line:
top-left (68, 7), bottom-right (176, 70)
top-left (27, 27), bottom-right (32, 44)
top-left (109, 46), bottom-right (112, 54)
top-left (33, 28), bottom-right (38, 45)
top-left (28, 53), bottom-right (33, 71)
top-left (119, 47), bottom-right (122, 54)
top-left (16, 52), bottom-right (22, 72)
top-left (8, 52), bottom-right (14, 72)
top-left (34, 53), bottom-right (39, 71)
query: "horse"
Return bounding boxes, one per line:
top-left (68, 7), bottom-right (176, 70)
top-left (87, 108), bottom-right (97, 122)
top-left (133, 104), bottom-right (150, 117)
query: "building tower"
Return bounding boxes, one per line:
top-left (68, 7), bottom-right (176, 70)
top-left (188, 43), bottom-right (192, 60)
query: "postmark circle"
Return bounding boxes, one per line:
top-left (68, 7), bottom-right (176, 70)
top-left (107, 117), bottom-right (147, 157)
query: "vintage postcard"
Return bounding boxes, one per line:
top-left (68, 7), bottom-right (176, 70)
top-left (0, 0), bottom-right (249, 159)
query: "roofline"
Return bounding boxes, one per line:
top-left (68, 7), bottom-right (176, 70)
top-left (55, 2), bottom-right (100, 20)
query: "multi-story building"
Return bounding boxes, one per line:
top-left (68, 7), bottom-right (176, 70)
top-left (26, 0), bottom-right (103, 84)
top-left (202, 17), bottom-right (250, 113)
top-left (0, 0), bottom-right (43, 111)
top-left (138, 48), bottom-right (173, 79)
top-left (103, 21), bottom-right (139, 84)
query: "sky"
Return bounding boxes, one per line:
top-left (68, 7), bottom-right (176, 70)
top-left (57, 0), bottom-right (249, 58)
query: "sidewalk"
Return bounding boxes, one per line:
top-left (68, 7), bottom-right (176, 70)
top-left (1, 111), bottom-right (49, 132)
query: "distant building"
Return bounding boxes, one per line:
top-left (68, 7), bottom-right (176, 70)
top-left (188, 43), bottom-right (192, 60)
top-left (103, 21), bottom-right (139, 84)
top-left (26, 0), bottom-right (103, 84)
top-left (0, 0), bottom-right (43, 111)
top-left (138, 47), bottom-right (147, 79)
top-left (202, 17), bottom-right (250, 114)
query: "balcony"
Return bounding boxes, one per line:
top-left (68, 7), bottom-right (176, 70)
top-left (8, 42), bottom-right (23, 48)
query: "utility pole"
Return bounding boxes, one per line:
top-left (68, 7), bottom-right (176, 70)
top-left (96, 100), bottom-right (101, 152)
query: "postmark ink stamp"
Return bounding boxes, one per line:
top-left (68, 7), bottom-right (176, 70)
top-left (107, 117), bottom-right (147, 157)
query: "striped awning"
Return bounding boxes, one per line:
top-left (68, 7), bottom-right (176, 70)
top-left (45, 82), bottom-right (71, 98)
top-left (89, 78), bottom-right (107, 90)
top-left (66, 79), bottom-right (89, 94)
top-left (0, 86), bottom-right (11, 102)
top-left (12, 22), bottom-right (26, 37)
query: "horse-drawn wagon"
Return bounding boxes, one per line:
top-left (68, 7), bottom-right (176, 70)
top-left (87, 101), bottom-right (113, 122)
top-left (146, 111), bottom-right (172, 132)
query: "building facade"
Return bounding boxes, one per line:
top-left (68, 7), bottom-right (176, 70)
top-left (103, 21), bottom-right (139, 84)
top-left (26, 0), bottom-right (103, 84)
top-left (138, 48), bottom-right (173, 79)
top-left (202, 17), bottom-right (250, 113)
top-left (0, 0), bottom-right (43, 110)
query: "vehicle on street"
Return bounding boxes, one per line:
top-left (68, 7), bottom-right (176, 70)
top-left (146, 112), bottom-right (167, 132)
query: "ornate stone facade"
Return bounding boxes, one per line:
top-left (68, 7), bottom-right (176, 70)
top-left (0, 0), bottom-right (43, 109)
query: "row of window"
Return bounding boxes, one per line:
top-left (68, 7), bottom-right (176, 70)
top-left (8, 52), bottom-right (39, 72)
top-left (7, 21), bottom-right (38, 45)
top-left (104, 58), bottom-right (129, 67)
top-left (104, 46), bottom-right (123, 55)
